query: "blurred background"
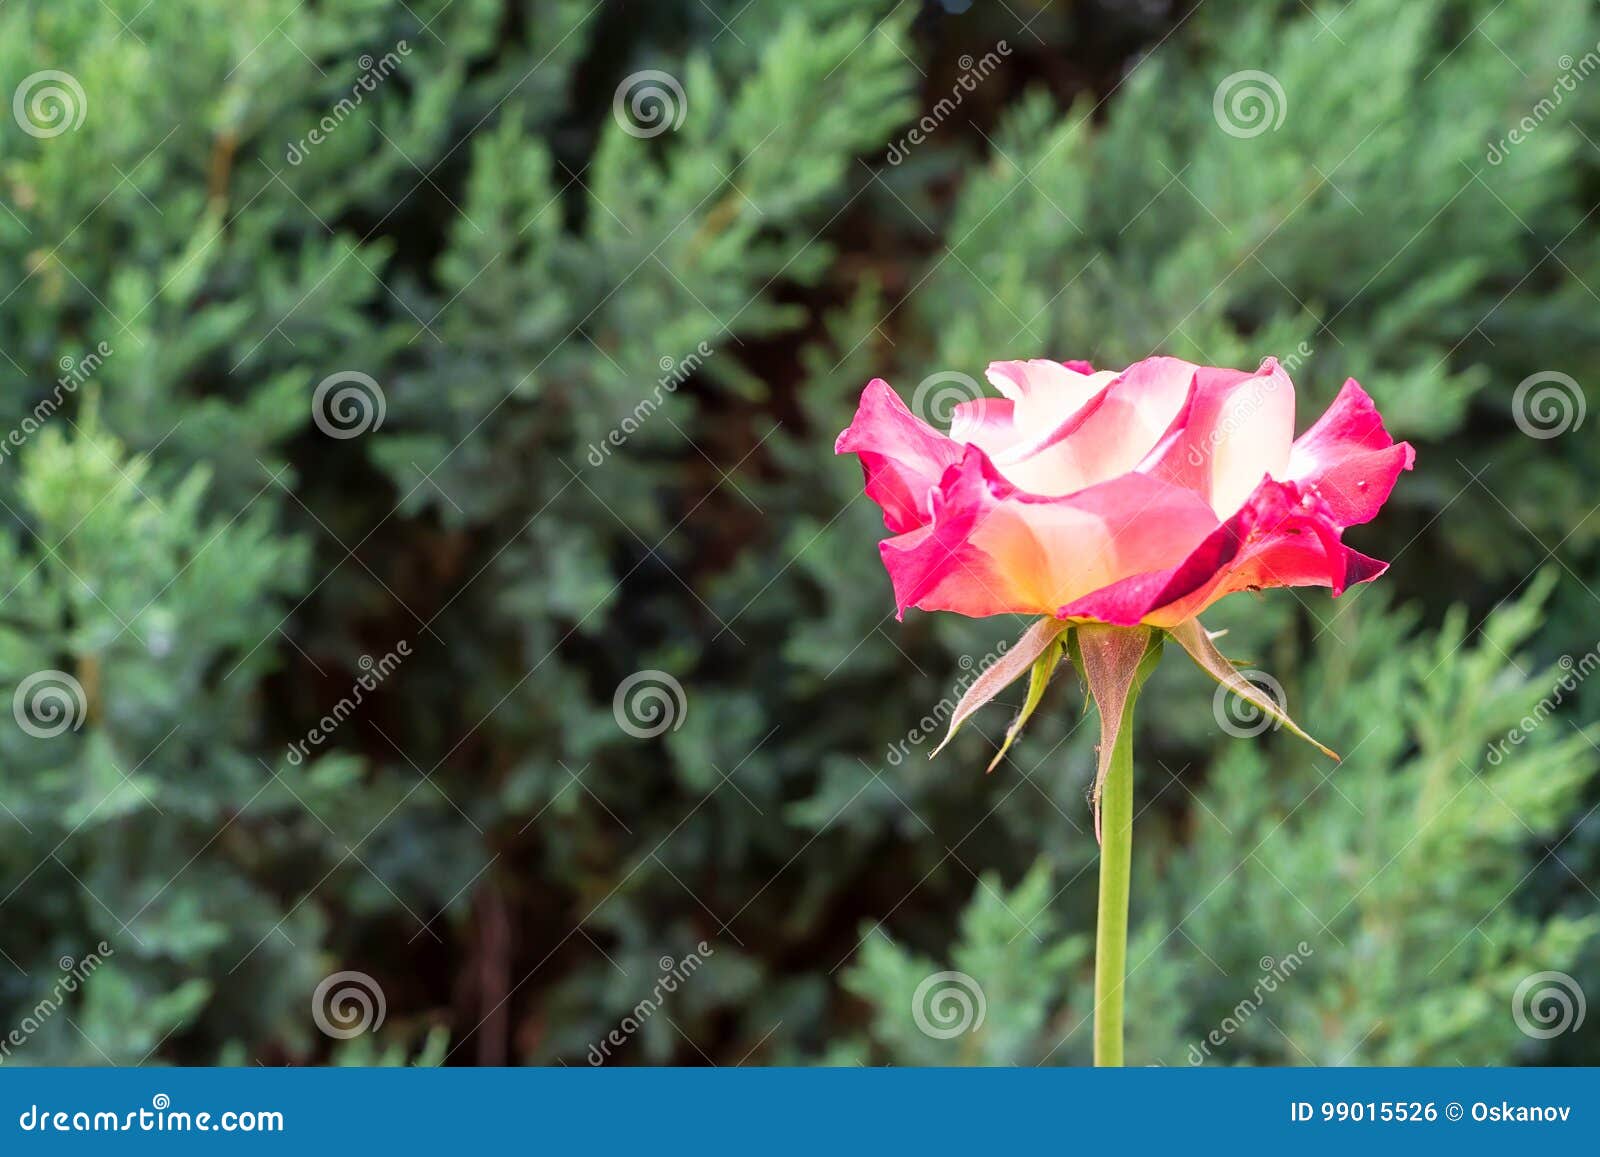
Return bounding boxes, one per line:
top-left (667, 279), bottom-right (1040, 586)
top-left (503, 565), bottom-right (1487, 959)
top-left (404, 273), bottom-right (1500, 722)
top-left (1, 0), bottom-right (1598, 1067)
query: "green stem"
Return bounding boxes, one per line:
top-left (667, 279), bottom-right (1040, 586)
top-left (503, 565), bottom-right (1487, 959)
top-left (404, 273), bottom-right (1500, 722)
top-left (1093, 684), bottom-right (1140, 1067)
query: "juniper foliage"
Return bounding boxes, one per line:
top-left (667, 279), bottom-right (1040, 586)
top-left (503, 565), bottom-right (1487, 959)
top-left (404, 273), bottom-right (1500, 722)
top-left (0, 0), bottom-right (1596, 1066)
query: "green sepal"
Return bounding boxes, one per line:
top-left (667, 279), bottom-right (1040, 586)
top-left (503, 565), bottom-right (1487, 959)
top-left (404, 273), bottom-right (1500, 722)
top-left (931, 616), bottom-right (1069, 760)
top-left (1076, 624), bottom-right (1165, 842)
top-left (1166, 618), bottom-right (1338, 761)
top-left (986, 632), bottom-right (1066, 773)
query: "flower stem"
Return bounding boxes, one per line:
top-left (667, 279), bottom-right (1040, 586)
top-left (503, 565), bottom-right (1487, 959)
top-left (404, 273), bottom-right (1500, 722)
top-left (1093, 683), bottom-right (1140, 1067)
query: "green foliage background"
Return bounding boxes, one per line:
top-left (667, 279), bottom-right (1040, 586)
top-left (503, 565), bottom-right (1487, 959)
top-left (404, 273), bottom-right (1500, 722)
top-left (1, 0), bottom-right (1597, 1066)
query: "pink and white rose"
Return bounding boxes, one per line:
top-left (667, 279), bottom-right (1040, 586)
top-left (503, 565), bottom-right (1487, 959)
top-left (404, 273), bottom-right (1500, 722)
top-left (836, 355), bottom-right (1413, 627)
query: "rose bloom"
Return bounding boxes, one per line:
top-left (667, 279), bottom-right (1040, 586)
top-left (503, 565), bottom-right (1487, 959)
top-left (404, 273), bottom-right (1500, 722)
top-left (835, 356), bottom-right (1413, 628)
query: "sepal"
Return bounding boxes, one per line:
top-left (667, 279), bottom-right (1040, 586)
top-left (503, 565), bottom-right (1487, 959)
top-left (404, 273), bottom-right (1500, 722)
top-left (1076, 624), bottom-right (1164, 842)
top-left (931, 617), bottom-right (1068, 760)
top-left (1167, 618), bottom-right (1338, 760)
top-left (986, 633), bottom-right (1065, 773)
